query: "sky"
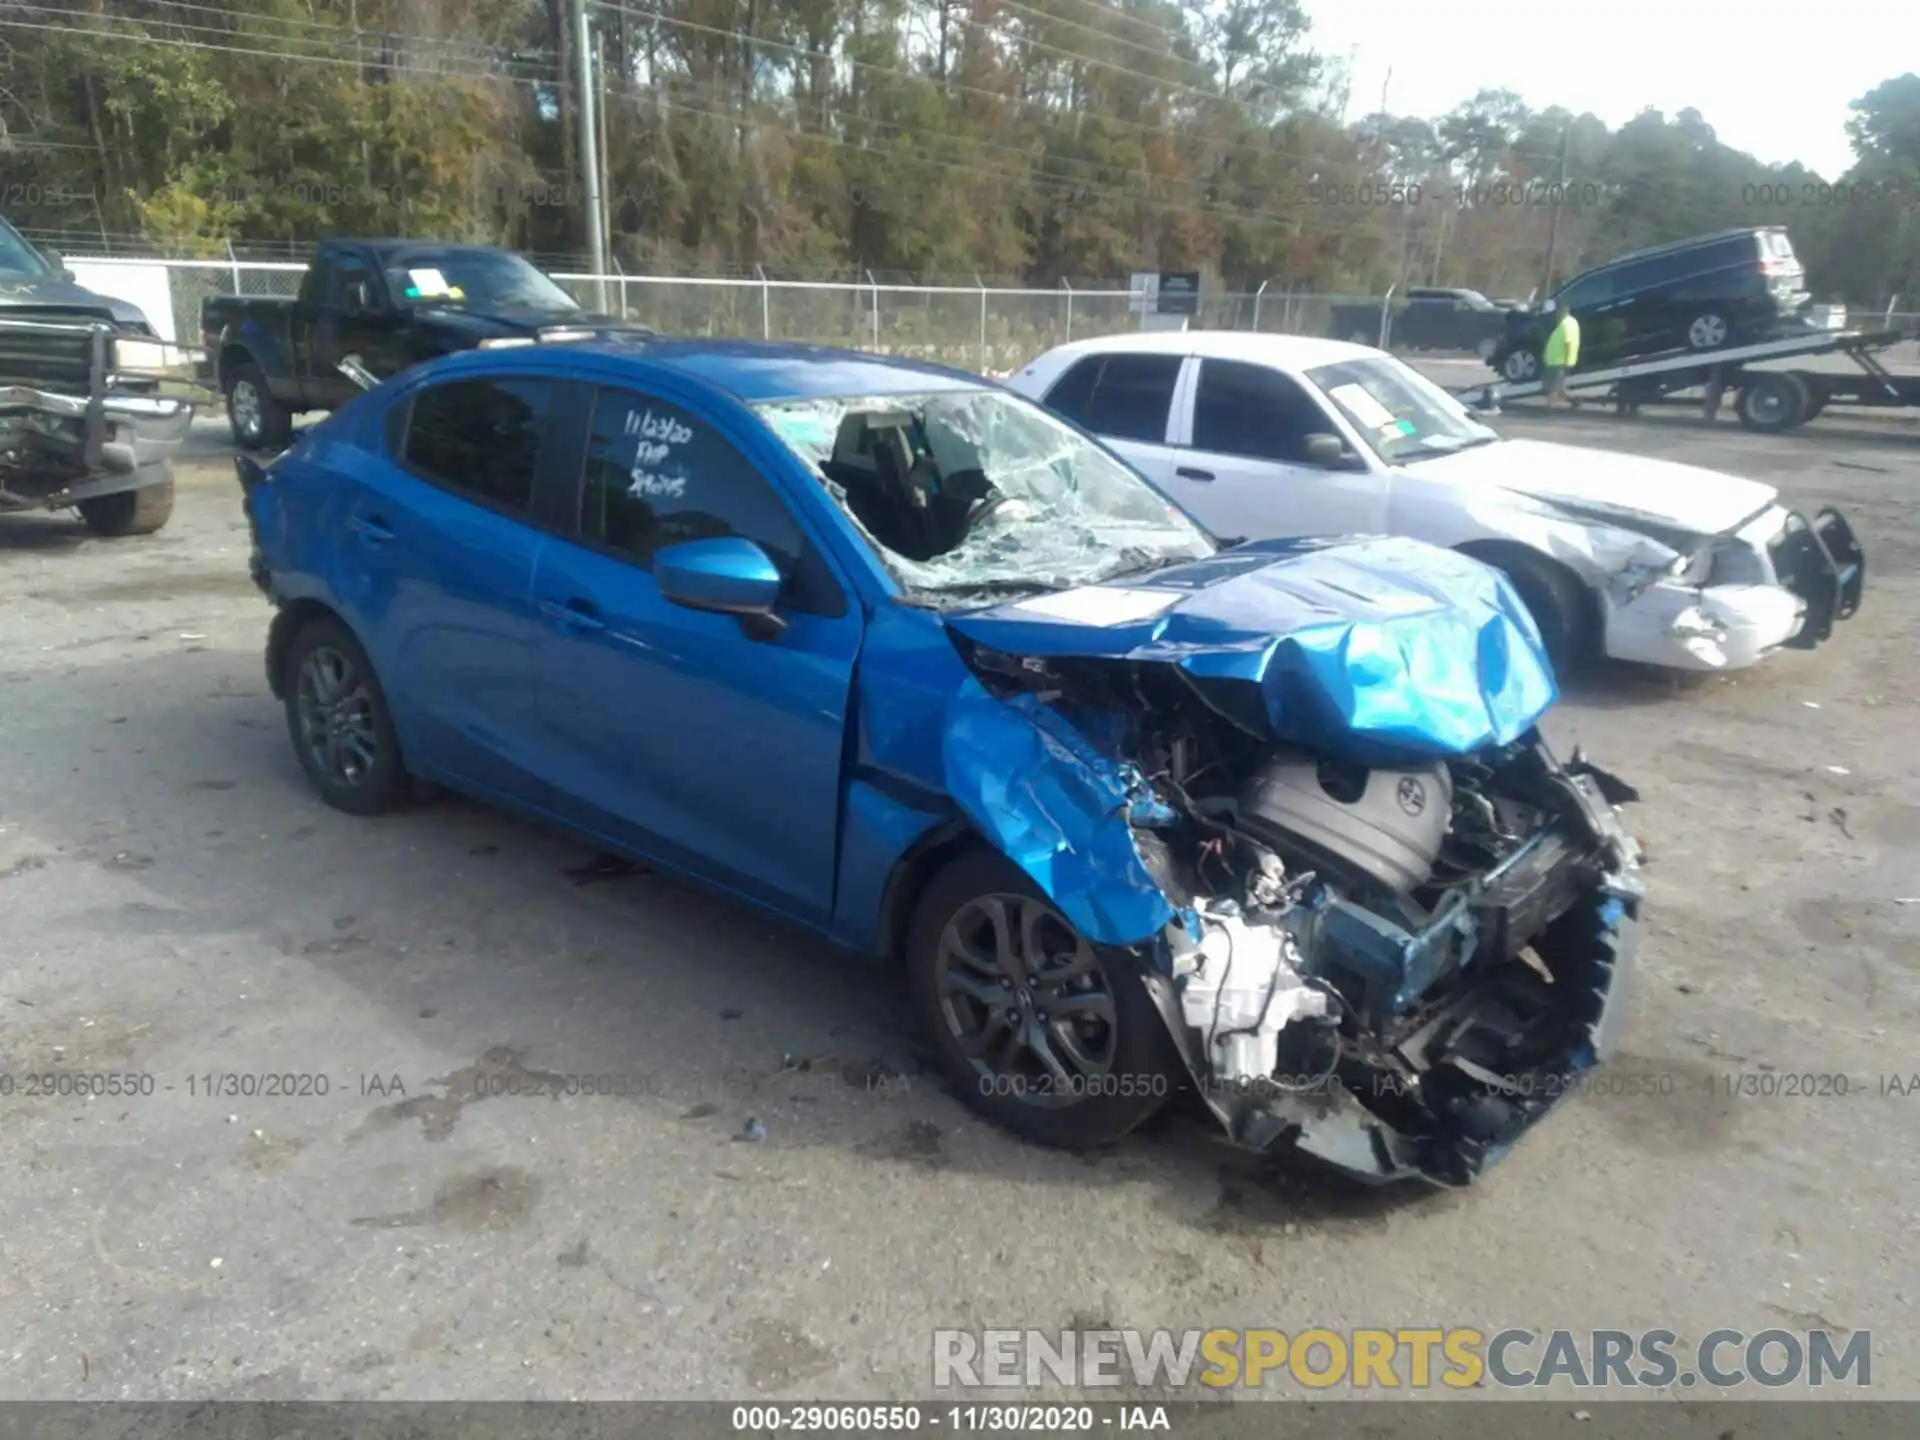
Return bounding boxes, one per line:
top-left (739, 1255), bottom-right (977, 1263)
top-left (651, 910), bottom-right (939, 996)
top-left (1302, 0), bottom-right (1917, 179)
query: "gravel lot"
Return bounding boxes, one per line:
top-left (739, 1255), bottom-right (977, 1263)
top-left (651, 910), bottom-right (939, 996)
top-left (3, 403), bottom-right (1918, 1403)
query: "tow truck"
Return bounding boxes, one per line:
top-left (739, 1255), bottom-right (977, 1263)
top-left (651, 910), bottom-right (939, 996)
top-left (1452, 327), bottom-right (1920, 433)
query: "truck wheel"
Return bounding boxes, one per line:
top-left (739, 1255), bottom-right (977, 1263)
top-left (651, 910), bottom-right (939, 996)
top-left (1737, 372), bottom-right (1809, 432)
top-left (76, 468), bottom-right (175, 537)
top-left (907, 848), bottom-right (1179, 1150)
top-left (226, 359), bottom-right (293, 452)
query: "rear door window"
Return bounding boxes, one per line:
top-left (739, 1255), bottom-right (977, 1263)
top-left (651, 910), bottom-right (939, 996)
top-left (1048, 353), bottom-right (1182, 443)
top-left (401, 376), bottom-right (554, 515)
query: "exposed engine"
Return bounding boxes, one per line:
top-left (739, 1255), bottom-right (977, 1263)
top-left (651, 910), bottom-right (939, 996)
top-left (953, 641), bottom-right (1644, 1188)
top-left (1144, 724), bottom-right (1640, 1186)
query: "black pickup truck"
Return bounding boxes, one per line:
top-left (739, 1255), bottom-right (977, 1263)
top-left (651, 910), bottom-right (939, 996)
top-left (1327, 287), bottom-right (1510, 357)
top-left (1, 216), bottom-right (196, 535)
top-left (201, 240), bottom-right (654, 451)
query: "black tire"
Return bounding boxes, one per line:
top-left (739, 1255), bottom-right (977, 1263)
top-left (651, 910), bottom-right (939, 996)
top-left (1736, 372), bottom-right (1810, 433)
top-left (76, 469), bottom-right (174, 536)
top-left (225, 357), bottom-right (293, 452)
top-left (1481, 549), bottom-right (1595, 675)
top-left (907, 848), bottom-right (1179, 1150)
top-left (1685, 311), bottom-right (1733, 350)
top-left (280, 615), bottom-right (409, 816)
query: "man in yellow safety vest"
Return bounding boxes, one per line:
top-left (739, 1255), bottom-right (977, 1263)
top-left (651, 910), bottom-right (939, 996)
top-left (1541, 300), bottom-right (1581, 409)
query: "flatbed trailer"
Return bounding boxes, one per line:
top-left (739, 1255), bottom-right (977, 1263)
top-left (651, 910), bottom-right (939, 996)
top-left (1452, 328), bottom-right (1920, 433)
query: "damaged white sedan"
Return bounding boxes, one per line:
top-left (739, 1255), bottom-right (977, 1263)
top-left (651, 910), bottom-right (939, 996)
top-left (1007, 332), bottom-right (1865, 672)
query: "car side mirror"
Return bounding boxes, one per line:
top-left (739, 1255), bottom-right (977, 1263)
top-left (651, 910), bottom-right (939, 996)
top-left (654, 537), bottom-right (787, 640)
top-left (1304, 433), bottom-right (1362, 470)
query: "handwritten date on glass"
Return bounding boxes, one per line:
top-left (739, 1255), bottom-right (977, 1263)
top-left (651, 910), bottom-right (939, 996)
top-left (623, 407), bottom-right (693, 500)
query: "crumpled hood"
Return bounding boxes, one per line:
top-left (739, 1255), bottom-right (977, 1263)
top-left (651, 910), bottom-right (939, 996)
top-left (944, 534), bottom-right (1558, 767)
top-left (1408, 437), bottom-right (1778, 538)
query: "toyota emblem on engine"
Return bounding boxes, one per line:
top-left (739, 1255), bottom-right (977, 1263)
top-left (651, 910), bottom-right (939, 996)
top-left (1397, 777), bottom-right (1427, 816)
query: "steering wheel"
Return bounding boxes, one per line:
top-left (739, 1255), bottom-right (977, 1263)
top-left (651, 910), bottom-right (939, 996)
top-left (967, 493), bottom-right (1014, 527)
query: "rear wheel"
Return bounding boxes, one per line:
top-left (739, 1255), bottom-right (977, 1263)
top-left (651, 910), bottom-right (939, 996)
top-left (225, 358), bottom-right (293, 452)
top-left (281, 616), bottom-right (409, 816)
top-left (1502, 348), bottom-right (1540, 383)
top-left (907, 849), bottom-right (1178, 1150)
top-left (1686, 311), bottom-right (1732, 349)
top-left (1737, 372), bottom-right (1810, 432)
top-left (76, 468), bottom-right (174, 536)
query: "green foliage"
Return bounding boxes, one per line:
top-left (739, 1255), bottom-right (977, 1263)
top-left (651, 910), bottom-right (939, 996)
top-left (0, 5), bottom-right (1910, 301)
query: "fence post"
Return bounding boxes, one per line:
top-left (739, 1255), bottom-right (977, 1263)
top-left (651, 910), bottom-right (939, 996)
top-left (1252, 278), bottom-right (1270, 333)
top-left (225, 239), bottom-right (241, 294)
top-left (1885, 294), bottom-right (1900, 327)
top-left (865, 269), bottom-right (880, 351)
top-left (1378, 284), bottom-right (1396, 349)
top-left (975, 274), bottom-right (988, 373)
top-left (757, 265), bottom-right (771, 339)
top-left (1061, 278), bottom-right (1073, 343)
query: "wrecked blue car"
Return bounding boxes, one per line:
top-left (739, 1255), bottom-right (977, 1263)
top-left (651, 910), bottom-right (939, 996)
top-left (237, 339), bottom-right (1644, 1188)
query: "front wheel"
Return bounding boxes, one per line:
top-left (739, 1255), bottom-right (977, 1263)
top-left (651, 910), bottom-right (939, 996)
top-left (1503, 347), bottom-right (1540, 382)
top-left (907, 850), bottom-right (1179, 1150)
top-left (76, 469), bottom-right (174, 536)
top-left (1486, 549), bottom-right (1595, 676)
top-left (281, 616), bottom-right (409, 815)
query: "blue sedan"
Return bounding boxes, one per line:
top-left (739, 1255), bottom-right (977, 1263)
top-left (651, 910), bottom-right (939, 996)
top-left (237, 339), bottom-right (1644, 1186)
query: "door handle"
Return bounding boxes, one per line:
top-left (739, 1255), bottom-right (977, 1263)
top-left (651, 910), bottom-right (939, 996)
top-left (539, 597), bottom-right (606, 632)
top-left (1175, 466), bottom-right (1216, 482)
top-left (347, 513), bottom-right (394, 543)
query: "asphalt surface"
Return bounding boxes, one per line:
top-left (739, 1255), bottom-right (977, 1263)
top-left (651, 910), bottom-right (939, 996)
top-left (2, 401), bottom-right (1918, 1404)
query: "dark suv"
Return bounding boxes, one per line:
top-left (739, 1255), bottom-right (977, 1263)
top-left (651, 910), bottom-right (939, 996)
top-left (1489, 227), bottom-right (1810, 383)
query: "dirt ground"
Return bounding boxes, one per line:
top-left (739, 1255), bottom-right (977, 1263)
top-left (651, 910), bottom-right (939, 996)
top-left (2, 401), bottom-right (1917, 1403)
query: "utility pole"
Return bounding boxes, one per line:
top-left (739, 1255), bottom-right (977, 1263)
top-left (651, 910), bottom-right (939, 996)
top-left (572, 0), bottom-right (608, 308)
top-left (1541, 123), bottom-right (1571, 298)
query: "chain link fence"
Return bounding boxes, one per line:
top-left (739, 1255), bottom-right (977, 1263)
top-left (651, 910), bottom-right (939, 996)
top-left (69, 256), bottom-right (1920, 375)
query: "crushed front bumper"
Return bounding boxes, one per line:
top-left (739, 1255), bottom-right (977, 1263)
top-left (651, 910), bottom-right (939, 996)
top-left (1604, 506), bottom-right (1864, 670)
top-left (1155, 763), bottom-right (1645, 1189)
top-left (0, 382), bottom-right (194, 508)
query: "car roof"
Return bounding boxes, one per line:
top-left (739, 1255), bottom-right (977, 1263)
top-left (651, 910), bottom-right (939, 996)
top-left (417, 338), bottom-right (992, 404)
top-left (1027, 329), bottom-right (1381, 371)
top-left (1599, 227), bottom-right (1773, 267)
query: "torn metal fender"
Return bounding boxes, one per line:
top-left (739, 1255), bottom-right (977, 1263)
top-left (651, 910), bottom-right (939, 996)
top-left (941, 678), bottom-right (1177, 947)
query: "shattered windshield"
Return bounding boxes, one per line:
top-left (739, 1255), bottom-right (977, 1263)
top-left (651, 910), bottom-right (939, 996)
top-left (755, 389), bottom-right (1214, 604)
top-left (1306, 355), bottom-right (1499, 464)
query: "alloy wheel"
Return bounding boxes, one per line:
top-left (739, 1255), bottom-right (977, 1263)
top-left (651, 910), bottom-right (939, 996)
top-left (295, 645), bottom-right (379, 788)
top-left (1689, 314), bottom-right (1729, 348)
top-left (935, 894), bottom-right (1118, 1106)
